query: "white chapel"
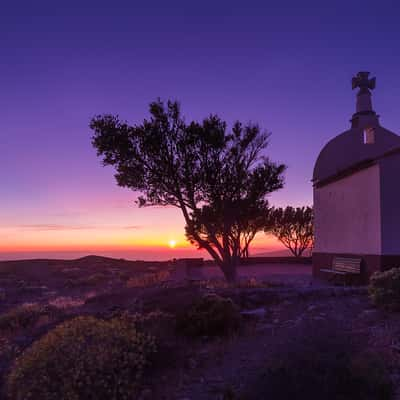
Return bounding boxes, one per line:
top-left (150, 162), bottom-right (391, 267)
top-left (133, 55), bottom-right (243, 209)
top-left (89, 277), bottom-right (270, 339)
top-left (313, 72), bottom-right (400, 281)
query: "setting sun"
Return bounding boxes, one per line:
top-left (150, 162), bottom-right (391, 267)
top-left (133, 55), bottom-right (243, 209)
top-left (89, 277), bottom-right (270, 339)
top-left (168, 239), bottom-right (177, 248)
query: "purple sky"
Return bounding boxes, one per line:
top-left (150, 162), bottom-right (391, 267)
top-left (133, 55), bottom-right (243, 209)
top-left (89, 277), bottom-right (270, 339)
top-left (1, 0), bottom-right (400, 259)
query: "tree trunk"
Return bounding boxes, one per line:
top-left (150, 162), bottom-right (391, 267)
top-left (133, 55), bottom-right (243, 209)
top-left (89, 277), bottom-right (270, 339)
top-left (221, 258), bottom-right (238, 284)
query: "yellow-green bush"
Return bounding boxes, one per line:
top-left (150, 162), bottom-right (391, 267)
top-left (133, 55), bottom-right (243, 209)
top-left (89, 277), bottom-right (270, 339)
top-left (176, 294), bottom-right (241, 337)
top-left (6, 316), bottom-right (156, 400)
top-left (369, 267), bottom-right (400, 309)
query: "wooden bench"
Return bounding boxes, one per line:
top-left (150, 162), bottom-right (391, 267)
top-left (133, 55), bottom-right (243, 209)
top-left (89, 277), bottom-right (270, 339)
top-left (320, 257), bottom-right (362, 284)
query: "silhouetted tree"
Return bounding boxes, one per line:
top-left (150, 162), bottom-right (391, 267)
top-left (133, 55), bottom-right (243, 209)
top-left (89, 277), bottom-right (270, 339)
top-left (239, 213), bottom-right (269, 259)
top-left (186, 199), bottom-right (271, 261)
top-left (91, 100), bottom-right (285, 282)
top-left (266, 206), bottom-right (314, 258)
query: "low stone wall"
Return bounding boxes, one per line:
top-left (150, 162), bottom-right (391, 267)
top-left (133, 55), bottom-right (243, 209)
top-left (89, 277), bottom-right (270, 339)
top-left (240, 256), bottom-right (312, 266)
top-left (173, 258), bottom-right (205, 280)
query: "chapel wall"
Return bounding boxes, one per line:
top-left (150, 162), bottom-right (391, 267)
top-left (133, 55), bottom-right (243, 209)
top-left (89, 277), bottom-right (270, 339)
top-left (380, 153), bottom-right (400, 255)
top-left (313, 164), bottom-right (381, 255)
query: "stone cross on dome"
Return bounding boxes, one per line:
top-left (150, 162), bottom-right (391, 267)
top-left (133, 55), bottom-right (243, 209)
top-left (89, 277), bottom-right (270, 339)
top-left (351, 71), bottom-right (376, 117)
top-left (352, 71), bottom-right (376, 93)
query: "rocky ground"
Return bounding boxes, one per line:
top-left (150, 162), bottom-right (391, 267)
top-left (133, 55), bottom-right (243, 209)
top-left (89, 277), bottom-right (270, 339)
top-left (168, 289), bottom-right (400, 399)
top-left (1, 257), bottom-right (400, 399)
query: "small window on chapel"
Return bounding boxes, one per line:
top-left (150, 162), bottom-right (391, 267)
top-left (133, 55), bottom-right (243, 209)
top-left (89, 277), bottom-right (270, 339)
top-left (363, 126), bottom-right (375, 144)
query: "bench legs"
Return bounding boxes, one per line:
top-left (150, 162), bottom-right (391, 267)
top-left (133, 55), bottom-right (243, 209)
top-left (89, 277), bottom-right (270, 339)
top-left (320, 271), bottom-right (357, 286)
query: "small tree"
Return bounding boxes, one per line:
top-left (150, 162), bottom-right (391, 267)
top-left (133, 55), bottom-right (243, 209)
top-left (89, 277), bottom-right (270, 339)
top-left (186, 199), bottom-right (270, 261)
top-left (239, 214), bottom-right (268, 258)
top-left (266, 206), bottom-right (314, 258)
top-left (91, 100), bottom-right (285, 282)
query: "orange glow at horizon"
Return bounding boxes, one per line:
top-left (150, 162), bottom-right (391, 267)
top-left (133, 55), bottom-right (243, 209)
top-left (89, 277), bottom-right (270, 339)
top-left (0, 197), bottom-right (284, 259)
top-left (0, 227), bottom-right (282, 254)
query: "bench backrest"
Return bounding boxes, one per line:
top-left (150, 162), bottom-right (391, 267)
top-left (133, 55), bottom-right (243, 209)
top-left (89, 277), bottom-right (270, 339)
top-left (333, 257), bottom-right (362, 273)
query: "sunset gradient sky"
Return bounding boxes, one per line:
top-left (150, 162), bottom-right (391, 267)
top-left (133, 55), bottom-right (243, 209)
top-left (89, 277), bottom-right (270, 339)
top-left (2, 0), bottom-right (400, 260)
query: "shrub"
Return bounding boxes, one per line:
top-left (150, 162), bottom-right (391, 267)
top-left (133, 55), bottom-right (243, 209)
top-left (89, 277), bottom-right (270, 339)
top-left (369, 267), bottom-right (400, 309)
top-left (0, 304), bottom-right (60, 333)
top-left (110, 310), bottom-right (175, 339)
top-left (6, 316), bottom-right (156, 400)
top-left (244, 322), bottom-right (393, 400)
top-left (176, 294), bottom-right (241, 337)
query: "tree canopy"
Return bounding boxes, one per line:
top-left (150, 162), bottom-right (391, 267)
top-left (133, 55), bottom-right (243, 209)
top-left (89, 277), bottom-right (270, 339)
top-left (265, 206), bottom-right (314, 258)
top-left (91, 100), bottom-right (286, 282)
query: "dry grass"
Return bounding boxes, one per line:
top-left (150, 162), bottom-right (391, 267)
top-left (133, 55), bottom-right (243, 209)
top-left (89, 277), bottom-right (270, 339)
top-left (197, 277), bottom-right (276, 290)
top-left (48, 296), bottom-right (85, 309)
top-left (126, 270), bottom-right (171, 288)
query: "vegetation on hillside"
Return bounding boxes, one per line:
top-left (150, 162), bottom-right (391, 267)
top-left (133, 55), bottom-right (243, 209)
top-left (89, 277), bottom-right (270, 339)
top-left (6, 316), bottom-right (156, 400)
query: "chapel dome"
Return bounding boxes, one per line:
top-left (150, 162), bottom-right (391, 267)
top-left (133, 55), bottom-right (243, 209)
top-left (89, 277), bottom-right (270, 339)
top-left (313, 72), bottom-right (400, 184)
top-left (313, 126), bottom-right (400, 183)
